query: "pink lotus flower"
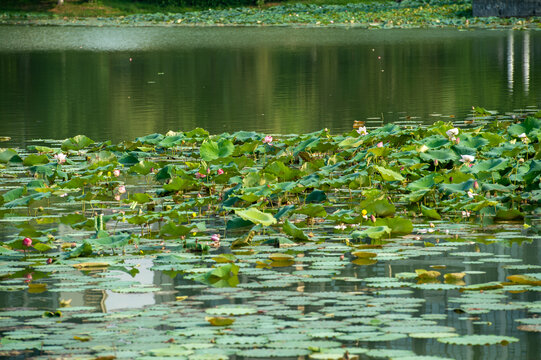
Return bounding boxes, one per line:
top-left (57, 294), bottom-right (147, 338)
top-left (376, 142), bottom-right (383, 148)
top-left (113, 169), bottom-right (121, 177)
top-left (217, 169), bottom-right (224, 175)
top-left (118, 185), bottom-right (126, 194)
top-left (195, 172), bottom-right (206, 179)
top-left (24, 273), bottom-right (32, 283)
top-left (23, 237), bottom-right (32, 247)
top-left (263, 135), bottom-right (273, 145)
top-left (211, 234), bottom-right (220, 242)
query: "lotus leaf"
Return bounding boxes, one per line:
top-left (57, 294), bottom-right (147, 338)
top-left (437, 334), bottom-right (519, 346)
top-left (235, 208), bottom-right (277, 226)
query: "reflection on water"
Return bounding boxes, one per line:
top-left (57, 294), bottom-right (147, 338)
top-left (0, 27), bottom-right (539, 146)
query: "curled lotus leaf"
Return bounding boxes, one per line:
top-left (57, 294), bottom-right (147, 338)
top-left (235, 208), bottom-right (277, 227)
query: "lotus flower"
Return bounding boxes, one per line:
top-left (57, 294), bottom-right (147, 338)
top-left (54, 153), bottom-right (67, 164)
top-left (118, 185), bottom-right (126, 194)
top-left (376, 142), bottom-right (383, 148)
top-left (263, 135), bottom-right (273, 144)
top-left (210, 234), bottom-right (220, 242)
top-left (446, 128), bottom-right (459, 139)
top-left (23, 237), bottom-right (32, 247)
top-left (518, 133), bottom-right (529, 144)
top-left (459, 155), bottom-right (475, 163)
top-left (113, 169), bottom-right (121, 177)
top-left (334, 224), bottom-right (347, 231)
top-left (195, 172), bottom-right (206, 179)
top-left (217, 168), bottom-right (224, 175)
top-left (356, 126), bottom-right (368, 136)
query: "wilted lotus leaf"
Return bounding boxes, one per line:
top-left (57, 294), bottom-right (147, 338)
top-left (506, 275), bottom-right (541, 286)
top-left (269, 253), bottom-right (294, 261)
top-left (444, 272), bottom-right (466, 282)
top-left (351, 258), bottom-right (378, 266)
top-left (205, 316), bottom-right (235, 326)
top-left (415, 269), bottom-right (441, 280)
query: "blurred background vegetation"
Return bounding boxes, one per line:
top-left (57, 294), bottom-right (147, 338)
top-left (0, 0), bottom-right (393, 15)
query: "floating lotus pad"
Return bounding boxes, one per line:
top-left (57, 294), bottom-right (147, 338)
top-left (437, 334), bottom-right (519, 346)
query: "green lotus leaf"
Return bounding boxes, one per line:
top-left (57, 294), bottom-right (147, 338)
top-left (351, 226), bottom-right (391, 240)
top-left (130, 193), bottom-right (153, 204)
top-left (305, 189), bottom-right (327, 203)
top-left (235, 208), bottom-right (277, 226)
top-left (158, 135), bottom-right (184, 148)
top-left (22, 154), bottom-right (49, 166)
top-left (437, 334), bottom-right (519, 346)
top-left (61, 135), bottom-right (95, 151)
top-left (494, 209), bottom-right (524, 221)
top-left (420, 150), bottom-right (458, 163)
top-left (295, 204), bottom-right (327, 218)
top-left (421, 205), bottom-right (441, 220)
top-left (195, 264), bottom-right (240, 288)
top-left (372, 165), bottom-right (404, 182)
top-left (374, 217), bottom-right (412, 235)
top-left (283, 219), bottom-right (308, 241)
top-left (160, 222), bottom-right (198, 237)
top-left (264, 161), bottom-right (298, 181)
top-left (359, 198), bottom-right (396, 217)
top-left (200, 139), bottom-right (234, 161)
top-left (0, 148), bottom-right (19, 163)
top-left (130, 160), bottom-right (158, 175)
top-left (470, 159), bottom-right (509, 173)
top-left (4, 192), bottom-right (51, 209)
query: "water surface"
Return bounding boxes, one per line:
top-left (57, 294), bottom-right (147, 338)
top-left (0, 26), bottom-right (539, 146)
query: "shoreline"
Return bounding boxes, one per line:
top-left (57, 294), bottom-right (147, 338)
top-left (1, 2), bottom-right (540, 30)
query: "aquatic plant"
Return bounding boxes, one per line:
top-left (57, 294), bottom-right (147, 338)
top-left (0, 107), bottom-right (540, 358)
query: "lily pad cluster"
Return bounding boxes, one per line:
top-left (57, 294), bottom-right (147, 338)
top-left (0, 107), bottom-right (540, 358)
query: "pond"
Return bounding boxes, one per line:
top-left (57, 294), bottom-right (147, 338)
top-left (0, 26), bottom-right (540, 146)
top-left (0, 26), bottom-right (540, 360)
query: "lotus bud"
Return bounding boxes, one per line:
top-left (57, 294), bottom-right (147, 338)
top-left (449, 176), bottom-right (453, 183)
top-left (370, 214), bottom-right (376, 223)
top-left (46, 258), bottom-right (53, 264)
top-left (23, 237), bottom-right (32, 247)
top-left (455, 137), bottom-right (460, 145)
top-left (340, 255), bottom-right (345, 261)
top-left (434, 159), bottom-right (439, 167)
top-left (473, 180), bottom-right (479, 190)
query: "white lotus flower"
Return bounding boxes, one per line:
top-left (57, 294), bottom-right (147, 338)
top-left (334, 224), bottom-right (347, 231)
top-left (446, 128), bottom-right (459, 138)
top-left (459, 154), bottom-right (475, 163)
top-left (356, 126), bottom-right (368, 136)
top-left (54, 153), bottom-right (67, 164)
